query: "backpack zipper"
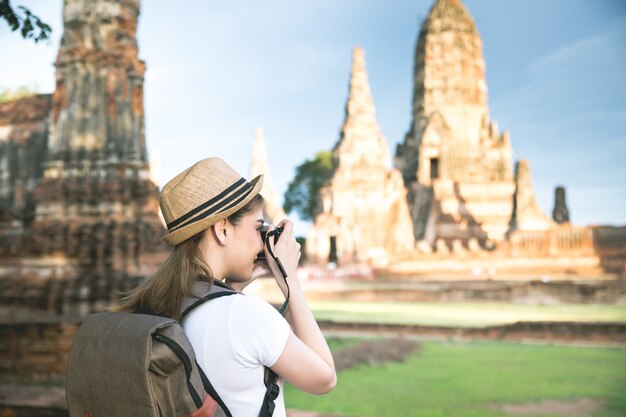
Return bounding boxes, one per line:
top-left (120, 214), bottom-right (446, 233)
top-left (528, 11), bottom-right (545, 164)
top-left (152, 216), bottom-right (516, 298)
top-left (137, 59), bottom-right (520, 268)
top-left (152, 333), bottom-right (203, 408)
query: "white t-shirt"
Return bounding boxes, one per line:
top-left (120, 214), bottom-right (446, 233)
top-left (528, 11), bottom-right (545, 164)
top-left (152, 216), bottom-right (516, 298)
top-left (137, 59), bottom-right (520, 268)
top-left (183, 293), bottom-right (291, 417)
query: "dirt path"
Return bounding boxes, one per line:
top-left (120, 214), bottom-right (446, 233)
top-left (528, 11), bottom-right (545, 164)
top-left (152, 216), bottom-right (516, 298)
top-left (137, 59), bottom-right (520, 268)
top-left (319, 320), bottom-right (626, 347)
top-left (488, 398), bottom-right (607, 416)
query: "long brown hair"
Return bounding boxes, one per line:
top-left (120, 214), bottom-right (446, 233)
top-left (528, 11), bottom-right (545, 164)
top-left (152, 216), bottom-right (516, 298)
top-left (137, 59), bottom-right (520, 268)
top-left (115, 194), bottom-right (264, 320)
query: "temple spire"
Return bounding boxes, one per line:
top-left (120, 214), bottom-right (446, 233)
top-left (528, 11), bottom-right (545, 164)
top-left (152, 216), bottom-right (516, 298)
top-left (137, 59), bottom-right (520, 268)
top-left (250, 127), bottom-right (285, 224)
top-left (434, 0), bottom-right (462, 6)
top-left (509, 160), bottom-right (554, 232)
top-left (306, 47), bottom-right (415, 265)
top-left (552, 186), bottom-right (570, 224)
top-left (393, 0), bottom-right (537, 246)
top-left (344, 47), bottom-right (377, 129)
top-left (425, 0), bottom-right (485, 113)
top-left (335, 47), bottom-right (390, 169)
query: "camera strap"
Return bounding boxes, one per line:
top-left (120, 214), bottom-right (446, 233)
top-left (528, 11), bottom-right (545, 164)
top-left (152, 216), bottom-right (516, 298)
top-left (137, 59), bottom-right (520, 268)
top-left (264, 229), bottom-right (290, 315)
top-left (259, 228), bottom-right (291, 417)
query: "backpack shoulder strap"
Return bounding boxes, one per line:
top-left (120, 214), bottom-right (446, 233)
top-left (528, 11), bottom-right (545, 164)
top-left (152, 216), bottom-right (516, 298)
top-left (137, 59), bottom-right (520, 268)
top-left (195, 360), bottom-right (232, 417)
top-left (180, 280), bottom-right (237, 321)
top-left (259, 368), bottom-right (280, 417)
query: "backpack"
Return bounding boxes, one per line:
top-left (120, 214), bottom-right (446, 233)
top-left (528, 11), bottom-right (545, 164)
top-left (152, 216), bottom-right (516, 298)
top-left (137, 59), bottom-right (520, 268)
top-left (66, 281), bottom-right (280, 417)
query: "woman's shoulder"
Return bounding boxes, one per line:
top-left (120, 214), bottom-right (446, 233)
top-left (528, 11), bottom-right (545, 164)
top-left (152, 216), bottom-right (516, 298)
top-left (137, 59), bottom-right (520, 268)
top-left (230, 294), bottom-right (284, 319)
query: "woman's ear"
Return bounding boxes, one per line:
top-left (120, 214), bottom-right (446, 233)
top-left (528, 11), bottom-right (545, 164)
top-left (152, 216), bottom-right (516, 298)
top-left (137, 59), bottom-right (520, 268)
top-left (211, 219), bottom-right (231, 246)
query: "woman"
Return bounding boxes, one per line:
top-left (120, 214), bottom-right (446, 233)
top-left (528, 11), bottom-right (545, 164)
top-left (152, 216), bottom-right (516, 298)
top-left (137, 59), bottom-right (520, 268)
top-left (116, 157), bottom-right (336, 417)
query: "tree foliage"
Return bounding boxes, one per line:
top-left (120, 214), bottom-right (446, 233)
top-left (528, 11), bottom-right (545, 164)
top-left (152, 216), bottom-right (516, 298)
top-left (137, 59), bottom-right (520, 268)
top-left (283, 151), bottom-right (334, 222)
top-left (0, 0), bottom-right (51, 43)
top-left (0, 84), bottom-right (38, 103)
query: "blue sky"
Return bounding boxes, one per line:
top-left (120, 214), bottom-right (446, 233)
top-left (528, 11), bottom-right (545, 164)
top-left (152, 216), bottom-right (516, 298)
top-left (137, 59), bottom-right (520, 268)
top-left (1, 1), bottom-right (625, 235)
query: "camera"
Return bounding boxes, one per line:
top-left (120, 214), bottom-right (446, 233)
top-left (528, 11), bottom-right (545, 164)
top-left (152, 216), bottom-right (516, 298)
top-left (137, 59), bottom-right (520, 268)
top-left (257, 223), bottom-right (283, 261)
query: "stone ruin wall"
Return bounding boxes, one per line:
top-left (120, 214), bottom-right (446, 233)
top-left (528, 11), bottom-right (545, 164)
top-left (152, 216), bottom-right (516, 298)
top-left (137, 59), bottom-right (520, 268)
top-left (592, 226), bottom-right (626, 273)
top-left (0, 322), bottom-right (79, 383)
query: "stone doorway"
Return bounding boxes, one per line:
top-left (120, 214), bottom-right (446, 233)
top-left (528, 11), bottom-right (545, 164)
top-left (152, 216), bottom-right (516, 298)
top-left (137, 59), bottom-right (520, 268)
top-left (430, 157), bottom-right (439, 180)
top-left (328, 236), bottom-right (338, 265)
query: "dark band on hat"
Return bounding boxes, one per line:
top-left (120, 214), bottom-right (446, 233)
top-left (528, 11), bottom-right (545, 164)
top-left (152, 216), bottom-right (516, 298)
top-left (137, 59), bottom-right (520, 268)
top-left (167, 177), bottom-right (254, 232)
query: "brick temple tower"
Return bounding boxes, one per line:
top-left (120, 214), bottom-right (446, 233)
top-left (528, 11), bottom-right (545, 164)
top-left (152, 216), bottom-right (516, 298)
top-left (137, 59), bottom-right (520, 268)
top-left (306, 48), bottom-right (415, 265)
top-left (34, 0), bottom-right (165, 272)
top-left (0, 0), bottom-right (167, 317)
top-left (395, 0), bottom-right (552, 250)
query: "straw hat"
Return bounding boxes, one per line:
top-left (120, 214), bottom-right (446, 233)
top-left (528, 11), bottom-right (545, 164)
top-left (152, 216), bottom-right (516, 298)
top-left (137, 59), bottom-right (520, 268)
top-left (159, 157), bottom-right (264, 247)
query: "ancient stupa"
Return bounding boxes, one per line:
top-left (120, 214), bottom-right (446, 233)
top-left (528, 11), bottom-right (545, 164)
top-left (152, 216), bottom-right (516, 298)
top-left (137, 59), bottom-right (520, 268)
top-left (395, 0), bottom-right (553, 250)
top-left (552, 186), bottom-right (570, 224)
top-left (250, 127), bottom-right (286, 224)
top-left (307, 48), bottom-right (415, 265)
top-left (509, 160), bottom-right (554, 233)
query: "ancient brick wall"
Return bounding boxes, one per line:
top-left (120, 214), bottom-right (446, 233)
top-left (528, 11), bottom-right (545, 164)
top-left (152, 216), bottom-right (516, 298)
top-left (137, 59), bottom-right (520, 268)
top-left (0, 322), bottom-right (79, 382)
top-left (505, 226), bottom-right (594, 257)
top-left (0, 272), bottom-right (146, 319)
top-left (319, 321), bottom-right (626, 344)
top-left (303, 279), bottom-right (626, 304)
top-left (593, 226), bottom-right (626, 274)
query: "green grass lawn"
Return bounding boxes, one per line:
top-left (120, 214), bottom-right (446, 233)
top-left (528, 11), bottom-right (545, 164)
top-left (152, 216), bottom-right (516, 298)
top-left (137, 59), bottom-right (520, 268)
top-left (310, 301), bottom-right (626, 327)
top-left (285, 340), bottom-right (626, 417)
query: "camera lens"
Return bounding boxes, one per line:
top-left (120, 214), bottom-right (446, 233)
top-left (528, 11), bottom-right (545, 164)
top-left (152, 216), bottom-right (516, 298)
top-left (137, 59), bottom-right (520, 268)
top-left (256, 224), bottom-right (283, 262)
top-left (257, 223), bottom-right (270, 261)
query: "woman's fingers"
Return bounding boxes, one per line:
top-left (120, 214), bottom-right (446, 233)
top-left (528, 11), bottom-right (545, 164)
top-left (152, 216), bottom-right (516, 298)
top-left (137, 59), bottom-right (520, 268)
top-left (277, 219), bottom-right (294, 240)
top-left (264, 219), bottom-right (300, 282)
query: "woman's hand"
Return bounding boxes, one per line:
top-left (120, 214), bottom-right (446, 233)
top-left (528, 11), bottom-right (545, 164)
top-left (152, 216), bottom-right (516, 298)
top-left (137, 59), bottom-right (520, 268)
top-left (264, 219), bottom-right (301, 296)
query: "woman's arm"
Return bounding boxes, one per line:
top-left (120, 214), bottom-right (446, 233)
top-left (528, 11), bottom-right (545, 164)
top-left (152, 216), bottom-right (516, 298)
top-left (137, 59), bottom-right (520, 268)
top-left (264, 220), bottom-right (336, 394)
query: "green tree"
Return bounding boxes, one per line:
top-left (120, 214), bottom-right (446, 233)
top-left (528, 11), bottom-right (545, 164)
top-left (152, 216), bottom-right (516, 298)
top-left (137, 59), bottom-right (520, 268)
top-left (283, 151), bottom-right (334, 221)
top-left (0, 84), bottom-right (38, 103)
top-left (0, 0), bottom-right (51, 43)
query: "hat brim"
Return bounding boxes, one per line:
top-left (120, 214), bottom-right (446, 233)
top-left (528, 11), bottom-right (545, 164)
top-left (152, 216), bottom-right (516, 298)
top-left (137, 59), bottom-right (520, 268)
top-left (162, 174), bottom-right (264, 247)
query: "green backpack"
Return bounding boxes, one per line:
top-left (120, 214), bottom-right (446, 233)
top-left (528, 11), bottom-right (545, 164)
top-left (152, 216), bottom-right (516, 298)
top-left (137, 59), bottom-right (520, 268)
top-left (66, 282), bottom-right (280, 417)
